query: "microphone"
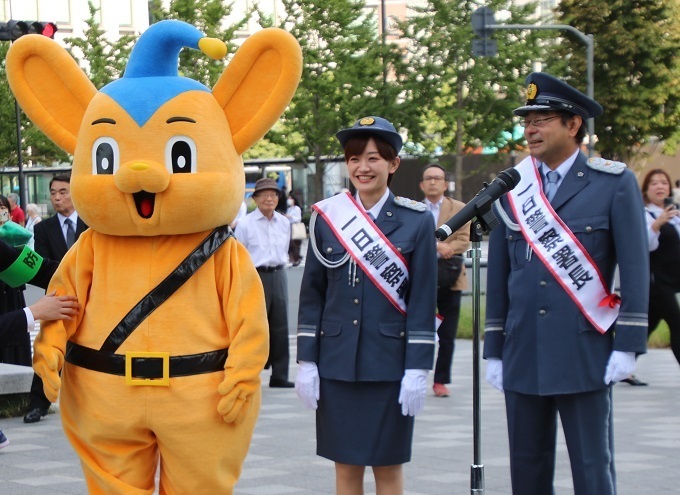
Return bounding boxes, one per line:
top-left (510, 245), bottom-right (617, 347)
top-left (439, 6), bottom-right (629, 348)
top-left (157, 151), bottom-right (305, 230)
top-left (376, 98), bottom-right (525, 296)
top-left (435, 167), bottom-right (521, 241)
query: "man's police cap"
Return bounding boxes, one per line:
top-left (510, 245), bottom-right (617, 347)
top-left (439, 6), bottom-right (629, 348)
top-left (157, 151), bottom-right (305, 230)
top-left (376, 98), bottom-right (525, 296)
top-left (336, 116), bottom-right (403, 153)
top-left (513, 72), bottom-right (603, 119)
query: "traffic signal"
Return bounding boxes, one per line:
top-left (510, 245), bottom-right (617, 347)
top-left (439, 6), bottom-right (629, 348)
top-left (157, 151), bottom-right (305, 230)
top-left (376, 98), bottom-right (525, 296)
top-left (0, 20), bottom-right (58, 41)
top-left (471, 7), bottom-right (497, 57)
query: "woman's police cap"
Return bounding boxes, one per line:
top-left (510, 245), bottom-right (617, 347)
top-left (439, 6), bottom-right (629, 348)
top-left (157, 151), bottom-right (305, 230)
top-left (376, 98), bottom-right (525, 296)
top-left (513, 72), bottom-right (603, 119)
top-left (336, 116), bottom-right (403, 153)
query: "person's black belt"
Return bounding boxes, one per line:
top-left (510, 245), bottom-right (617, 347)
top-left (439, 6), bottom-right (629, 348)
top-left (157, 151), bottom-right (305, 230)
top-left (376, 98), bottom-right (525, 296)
top-left (256, 264), bottom-right (284, 273)
top-left (65, 341), bottom-right (228, 386)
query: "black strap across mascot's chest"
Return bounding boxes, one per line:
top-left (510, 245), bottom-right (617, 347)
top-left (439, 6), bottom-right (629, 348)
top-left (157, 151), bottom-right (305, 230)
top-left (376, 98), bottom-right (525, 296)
top-left (99, 225), bottom-right (233, 353)
top-left (64, 225), bottom-right (233, 380)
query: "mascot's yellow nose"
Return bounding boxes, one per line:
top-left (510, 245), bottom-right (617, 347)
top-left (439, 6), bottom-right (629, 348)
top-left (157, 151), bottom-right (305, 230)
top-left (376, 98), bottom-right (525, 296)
top-left (115, 160), bottom-right (170, 194)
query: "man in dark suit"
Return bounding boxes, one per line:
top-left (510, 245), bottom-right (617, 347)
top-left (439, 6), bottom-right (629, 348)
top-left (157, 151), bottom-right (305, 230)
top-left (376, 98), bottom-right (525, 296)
top-left (24, 175), bottom-right (88, 423)
top-left (0, 240), bottom-right (77, 349)
top-left (0, 239), bottom-right (78, 448)
top-left (483, 73), bottom-right (649, 495)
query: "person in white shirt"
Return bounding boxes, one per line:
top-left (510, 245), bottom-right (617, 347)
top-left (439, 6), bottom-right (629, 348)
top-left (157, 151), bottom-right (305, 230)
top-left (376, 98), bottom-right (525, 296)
top-left (286, 192), bottom-right (304, 266)
top-left (641, 169), bottom-right (680, 371)
top-left (230, 200), bottom-right (247, 229)
top-left (24, 203), bottom-right (42, 249)
top-left (235, 178), bottom-right (293, 387)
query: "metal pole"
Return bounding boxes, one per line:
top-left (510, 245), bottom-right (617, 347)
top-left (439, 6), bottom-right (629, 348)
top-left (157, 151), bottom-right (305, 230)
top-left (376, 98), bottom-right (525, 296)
top-left (469, 221), bottom-right (485, 494)
top-left (586, 34), bottom-right (595, 157)
top-left (380, 0), bottom-right (388, 101)
top-left (486, 23), bottom-right (595, 157)
top-left (14, 98), bottom-right (26, 209)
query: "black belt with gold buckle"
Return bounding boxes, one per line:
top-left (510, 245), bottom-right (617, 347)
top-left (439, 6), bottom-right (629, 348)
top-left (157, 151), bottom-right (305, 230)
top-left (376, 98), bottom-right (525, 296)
top-left (65, 341), bottom-right (228, 386)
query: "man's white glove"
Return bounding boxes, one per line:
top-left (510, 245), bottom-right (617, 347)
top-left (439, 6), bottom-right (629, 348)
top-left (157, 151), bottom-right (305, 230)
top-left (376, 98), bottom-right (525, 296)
top-left (295, 361), bottom-right (320, 410)
top-left (485, 358), bottom-right (503, 392)
top-left (604, 351), bottom-right (636, 385)
top-left (398, 369), bottom-right (428, 417)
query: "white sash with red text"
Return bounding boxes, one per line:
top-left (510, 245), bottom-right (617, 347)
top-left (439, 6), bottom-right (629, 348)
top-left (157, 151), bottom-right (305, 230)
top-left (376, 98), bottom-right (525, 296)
top-left (506, 157), bottom-right (619, 334)
top-left (313, 192), bottom-right (442, 329)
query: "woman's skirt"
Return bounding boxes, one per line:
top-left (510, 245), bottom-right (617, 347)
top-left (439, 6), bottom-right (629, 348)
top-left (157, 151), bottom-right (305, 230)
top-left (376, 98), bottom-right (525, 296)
top-left (316, 378), bottom-right (414, 466)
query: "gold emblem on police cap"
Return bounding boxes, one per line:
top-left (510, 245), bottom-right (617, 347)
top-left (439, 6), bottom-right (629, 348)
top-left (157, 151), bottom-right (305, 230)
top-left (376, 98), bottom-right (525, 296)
top-left (526, 83), bottom-right (538, 100)
top-left (359, 117), bottom-right (375, 126)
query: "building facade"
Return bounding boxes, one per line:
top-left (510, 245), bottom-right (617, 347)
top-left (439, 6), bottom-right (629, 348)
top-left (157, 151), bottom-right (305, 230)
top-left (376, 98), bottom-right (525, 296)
top-left (1, 0), bottom-right (150, 41)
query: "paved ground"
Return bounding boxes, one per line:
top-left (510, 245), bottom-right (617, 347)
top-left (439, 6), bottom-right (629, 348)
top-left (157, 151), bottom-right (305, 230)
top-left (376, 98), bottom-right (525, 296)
top-left (0, 335), bottom-right (677, 494)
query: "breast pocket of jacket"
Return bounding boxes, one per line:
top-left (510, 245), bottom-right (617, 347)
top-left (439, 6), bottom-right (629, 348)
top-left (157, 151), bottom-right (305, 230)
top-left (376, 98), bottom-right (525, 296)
top-left (391, 240), bottom-right (415, 263)
top-left (506, 232), bottom-right (527, 270)
top-left (568, 216), bottom-right (610, 261)
top-left (321, 240), bottom-right (347, 280)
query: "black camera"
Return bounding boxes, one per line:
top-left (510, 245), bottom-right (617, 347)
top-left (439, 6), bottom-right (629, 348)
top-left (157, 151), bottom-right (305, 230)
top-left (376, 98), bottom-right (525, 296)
top-left (663, 197), bottom-right (678, 210)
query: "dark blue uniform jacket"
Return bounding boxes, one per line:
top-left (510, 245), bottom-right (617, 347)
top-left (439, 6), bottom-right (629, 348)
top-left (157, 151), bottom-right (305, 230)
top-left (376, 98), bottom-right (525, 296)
top-left (297, 193), bottom-right (437, 382)
top-left (483, 153), bottom-right (649, 395)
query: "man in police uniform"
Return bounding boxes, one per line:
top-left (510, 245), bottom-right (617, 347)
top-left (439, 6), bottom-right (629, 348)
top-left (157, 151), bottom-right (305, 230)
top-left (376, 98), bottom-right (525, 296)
top-left (483, 73), bottom-right (649, 495)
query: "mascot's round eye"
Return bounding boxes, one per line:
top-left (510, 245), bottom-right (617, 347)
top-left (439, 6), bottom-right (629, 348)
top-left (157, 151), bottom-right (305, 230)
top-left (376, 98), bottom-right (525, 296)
top-left (91, 137), bottom-right (119, 175)
top-left (165, 136), bottom-right (197, 174)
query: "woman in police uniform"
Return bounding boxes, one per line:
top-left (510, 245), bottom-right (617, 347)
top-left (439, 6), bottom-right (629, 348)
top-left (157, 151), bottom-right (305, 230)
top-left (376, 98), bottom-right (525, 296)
top-left (295, 117), bottom-right (437, 494)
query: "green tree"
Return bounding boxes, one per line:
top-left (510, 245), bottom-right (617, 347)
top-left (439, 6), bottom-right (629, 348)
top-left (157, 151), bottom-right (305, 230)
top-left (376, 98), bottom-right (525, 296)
top-left (274, 0), bottom-right (407, 202)
top-left (16, 0), bottom-right (133, 167)
top-left (64, 1), bottom-right (135, 89)
top-left (397, 0), bottom-right (544, 199)
top-left (552, 0), bottom-right (680, 166)
top-left (0, 43), bottom-right (19, 168)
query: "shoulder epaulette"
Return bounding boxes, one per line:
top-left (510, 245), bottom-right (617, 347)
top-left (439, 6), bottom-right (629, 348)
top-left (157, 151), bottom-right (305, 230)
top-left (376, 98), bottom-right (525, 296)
top-left (394, 196), bottom-right (427, 212)
top-left (586, 157), bottom-right (626, 175)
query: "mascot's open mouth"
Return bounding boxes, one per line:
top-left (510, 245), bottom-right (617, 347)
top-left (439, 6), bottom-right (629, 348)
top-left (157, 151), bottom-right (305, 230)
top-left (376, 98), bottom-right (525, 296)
top-left (133, 191), bottom-right (156, 219)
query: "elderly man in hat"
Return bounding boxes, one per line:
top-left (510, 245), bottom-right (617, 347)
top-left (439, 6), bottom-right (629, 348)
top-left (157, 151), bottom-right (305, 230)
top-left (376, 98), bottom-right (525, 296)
top-left (236, 178), bottom-right (293, 387)
top-left (483, 73), bottom-right (649, 495)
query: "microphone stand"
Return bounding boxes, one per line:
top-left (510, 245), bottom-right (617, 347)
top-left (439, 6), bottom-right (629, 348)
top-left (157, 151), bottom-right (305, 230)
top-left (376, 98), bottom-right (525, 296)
top-left (468, 204), bottom-right (500, 495)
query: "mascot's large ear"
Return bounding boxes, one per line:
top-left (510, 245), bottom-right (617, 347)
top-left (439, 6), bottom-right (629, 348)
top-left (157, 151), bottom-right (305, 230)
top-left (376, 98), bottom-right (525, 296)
top-left (6, 36), bottom-right (97, 154)
top-left (213, 28), bottom-right (302, 155)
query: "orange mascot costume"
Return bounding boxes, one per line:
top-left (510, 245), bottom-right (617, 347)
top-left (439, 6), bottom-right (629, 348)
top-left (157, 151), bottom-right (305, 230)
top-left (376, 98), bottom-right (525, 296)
top-left (6, 20), bottom-right (301, 494)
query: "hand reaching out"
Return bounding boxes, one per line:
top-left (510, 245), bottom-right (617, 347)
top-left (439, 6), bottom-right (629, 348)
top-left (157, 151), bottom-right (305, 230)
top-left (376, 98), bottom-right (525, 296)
top-left (28, 292), bottom-right (80, 322)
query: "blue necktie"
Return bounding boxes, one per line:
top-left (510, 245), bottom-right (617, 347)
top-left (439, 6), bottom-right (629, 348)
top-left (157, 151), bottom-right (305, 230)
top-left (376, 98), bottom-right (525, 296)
top-left (545, 171), bottom-right (560, 202)
top-left (65, 218), bottom-right (76, 248)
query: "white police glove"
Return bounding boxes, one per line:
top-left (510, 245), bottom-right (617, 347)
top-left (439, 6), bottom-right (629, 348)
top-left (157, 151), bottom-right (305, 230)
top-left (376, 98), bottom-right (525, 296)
top-left (295, 361), bottom-right (320, 410)
top-left (604, 351), bottom-right (636, 385)
top-left (398, 369), bottom-right (428, 416)
top-left (485, 358), bottom-right (504, 392)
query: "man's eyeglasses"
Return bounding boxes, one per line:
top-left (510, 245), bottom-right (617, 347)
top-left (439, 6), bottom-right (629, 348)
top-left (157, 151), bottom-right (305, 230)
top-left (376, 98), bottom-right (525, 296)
top-left (519, 115), bottom-right (560, 128)
top-left (422, 176), bottom-right (446, 182)
top-left (256, 192), bottom-right (279, 199)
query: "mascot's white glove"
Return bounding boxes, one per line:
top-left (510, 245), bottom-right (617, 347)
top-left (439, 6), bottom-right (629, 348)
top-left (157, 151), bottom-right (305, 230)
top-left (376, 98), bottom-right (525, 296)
top-left (604, 351), bottom-right (636, 385)
top-left (485, 358), bottom-right (504, 392)
top-left (398, 369), bottom-right (428, 417)
top-left (295, 361), bottom-right (320, 410)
